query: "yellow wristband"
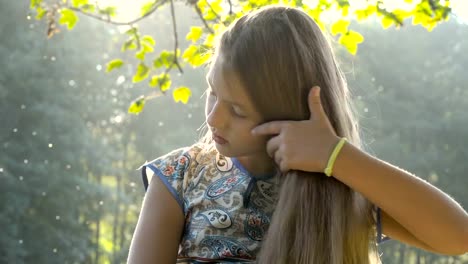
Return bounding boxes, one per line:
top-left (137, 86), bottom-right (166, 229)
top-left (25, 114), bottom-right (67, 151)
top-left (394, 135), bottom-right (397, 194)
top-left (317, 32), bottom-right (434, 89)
top-left (324, 138), bottom-right (347, 177)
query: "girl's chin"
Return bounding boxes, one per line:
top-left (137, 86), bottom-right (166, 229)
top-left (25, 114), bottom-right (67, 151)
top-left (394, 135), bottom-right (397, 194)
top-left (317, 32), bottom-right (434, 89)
top-left (214, 143), bottom-right (266, 159)
top-left (214, 143), bottom-right (249, 158)
top-left (214, 143), bottom-right (235, 157)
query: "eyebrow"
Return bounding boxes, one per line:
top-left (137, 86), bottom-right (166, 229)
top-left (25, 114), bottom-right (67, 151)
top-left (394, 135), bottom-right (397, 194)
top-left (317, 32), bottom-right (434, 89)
top-left (206, 75), bottom-right (247, 110)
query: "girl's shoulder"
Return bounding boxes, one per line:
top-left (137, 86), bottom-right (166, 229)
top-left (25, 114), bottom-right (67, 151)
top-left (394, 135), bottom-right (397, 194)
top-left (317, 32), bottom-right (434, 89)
top-left (138, 143), bottom-right (217, 191)
top-left (142, 142), bottom-right (216, 170)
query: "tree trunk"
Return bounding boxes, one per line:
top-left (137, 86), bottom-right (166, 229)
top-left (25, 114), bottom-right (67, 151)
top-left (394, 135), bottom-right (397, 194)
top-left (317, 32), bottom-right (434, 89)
top-left (112, 173), bottom-right (121, 264)
top-left (398, 243), bottom-right (407, 264)
top-left (425, 253), bottom-right (435, 264)
top-left (95, 204), bottom-right (101, 264)
top-left (416, 249), bottom-right (421, 264)
top-left (119, 203), bottom-right (130, 260)
top-left (115, 129), bottom-right (130, 263)
top-left (95, 172), bottom-right (102, 264)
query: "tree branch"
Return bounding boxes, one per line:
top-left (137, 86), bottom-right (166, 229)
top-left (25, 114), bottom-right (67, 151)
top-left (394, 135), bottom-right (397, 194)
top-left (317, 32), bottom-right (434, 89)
top-left (62, 0), bottom-right (168, 26)
top-left (169, 0), bottom-right (183, 73)
top-left (194, 5), bottom-right (215, 34)
top-left (377, 6), bottom-right (404, 27)
top-left (427, 0), bottom-right (437, 13)
top-left (205, 1), bottom-right (222, 22)
top-left (227, 0), bottom-right (233, 15)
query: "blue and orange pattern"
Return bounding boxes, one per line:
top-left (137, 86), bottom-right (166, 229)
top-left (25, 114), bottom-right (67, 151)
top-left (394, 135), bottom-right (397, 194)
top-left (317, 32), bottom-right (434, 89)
top-left (140, 144), bottom-right (280, 263)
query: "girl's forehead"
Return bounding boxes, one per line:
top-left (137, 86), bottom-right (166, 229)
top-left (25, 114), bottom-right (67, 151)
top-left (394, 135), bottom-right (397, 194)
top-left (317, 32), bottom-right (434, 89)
top-left (207, 59), bottom-right (259, 114)
top-left (207, 59), bottom-right (244, 97)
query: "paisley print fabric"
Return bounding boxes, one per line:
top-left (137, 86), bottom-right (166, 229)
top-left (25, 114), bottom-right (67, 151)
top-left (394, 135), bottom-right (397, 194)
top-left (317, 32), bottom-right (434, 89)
top-left (140, 144), bottom-right (280, 263)
top-left (139, 144), bottom-right (385, 263)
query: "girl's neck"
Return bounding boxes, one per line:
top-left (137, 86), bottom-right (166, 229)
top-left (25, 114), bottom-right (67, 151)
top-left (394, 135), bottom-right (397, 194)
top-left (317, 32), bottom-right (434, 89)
top-left (235, 152), bottom-right (276, 177)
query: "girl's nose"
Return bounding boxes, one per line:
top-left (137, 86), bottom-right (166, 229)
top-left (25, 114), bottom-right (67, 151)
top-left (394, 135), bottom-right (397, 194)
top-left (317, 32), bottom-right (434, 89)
top-left (206, 102), bottom-right (228, 130)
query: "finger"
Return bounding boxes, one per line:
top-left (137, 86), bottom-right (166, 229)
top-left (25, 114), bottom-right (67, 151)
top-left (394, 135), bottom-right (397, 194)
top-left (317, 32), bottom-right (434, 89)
top-left (279, 160), bottom-right (289, 173)
top-left (274, 149), bottom-right (282, 168)
top-left (266, 136), bottom-right (281, 158)
top-left (308, 86), bottom-right (328, 122)
top-left (251, 121), bottom-right (288, 136)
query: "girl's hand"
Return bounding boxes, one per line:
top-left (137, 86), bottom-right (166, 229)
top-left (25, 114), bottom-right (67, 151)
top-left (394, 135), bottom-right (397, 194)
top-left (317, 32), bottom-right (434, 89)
top-left (251, 86), bottom-right (340, 173)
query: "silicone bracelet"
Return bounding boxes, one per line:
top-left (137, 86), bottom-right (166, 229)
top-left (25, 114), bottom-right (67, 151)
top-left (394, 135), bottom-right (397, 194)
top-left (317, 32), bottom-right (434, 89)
top-left (324, 138), bottom-right (347, 177)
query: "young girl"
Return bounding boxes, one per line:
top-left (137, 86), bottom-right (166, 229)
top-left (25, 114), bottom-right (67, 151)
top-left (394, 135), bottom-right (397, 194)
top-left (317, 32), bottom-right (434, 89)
top-left (128, 5), bottom-right (468, 264)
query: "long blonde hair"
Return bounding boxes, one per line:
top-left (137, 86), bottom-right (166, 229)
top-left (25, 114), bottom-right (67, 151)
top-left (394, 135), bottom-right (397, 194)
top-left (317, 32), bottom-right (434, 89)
top-left (207, 5), bottom-right (380, 264)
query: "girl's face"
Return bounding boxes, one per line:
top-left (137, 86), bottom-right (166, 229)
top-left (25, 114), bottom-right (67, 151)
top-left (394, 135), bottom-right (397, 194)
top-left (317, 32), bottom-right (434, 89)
top-left (205, 55), bottom-right (268, 161)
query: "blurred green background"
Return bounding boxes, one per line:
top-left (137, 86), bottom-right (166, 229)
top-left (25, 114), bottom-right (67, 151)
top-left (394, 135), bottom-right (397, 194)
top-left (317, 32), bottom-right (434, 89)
top-left (0, 1), bottom-right (467, 263)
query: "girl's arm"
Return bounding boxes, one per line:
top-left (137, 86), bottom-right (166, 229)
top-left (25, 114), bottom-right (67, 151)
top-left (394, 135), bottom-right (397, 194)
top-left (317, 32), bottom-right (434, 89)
top-left (379, 210), bottom-right (437, 253)
top-left (252, 87), bottom-right (468, 255)
top-left (334, 142), bottom-right (468, 255)
top-left (127, 176), bottom-right (184, 264)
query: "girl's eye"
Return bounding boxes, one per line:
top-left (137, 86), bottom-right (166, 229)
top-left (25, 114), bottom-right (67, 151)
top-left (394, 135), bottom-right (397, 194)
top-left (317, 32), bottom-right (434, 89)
top-left (207, 88), bottom-right (245, 118)
top-left (232, 107), bottom-right (246, 118)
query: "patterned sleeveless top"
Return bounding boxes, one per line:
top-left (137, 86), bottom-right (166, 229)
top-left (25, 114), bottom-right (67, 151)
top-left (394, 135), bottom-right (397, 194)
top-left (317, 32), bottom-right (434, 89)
top-left (140, 143), bottom-right (280, 263)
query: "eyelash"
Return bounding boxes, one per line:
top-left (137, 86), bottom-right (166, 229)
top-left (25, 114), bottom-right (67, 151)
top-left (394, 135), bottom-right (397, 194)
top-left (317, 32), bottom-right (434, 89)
top-left (231, 107), bottom-right (245, 118)
top-left (208, 89), bottom-right (216, 98)
top-left (208, 89), bottom-right (245, 118)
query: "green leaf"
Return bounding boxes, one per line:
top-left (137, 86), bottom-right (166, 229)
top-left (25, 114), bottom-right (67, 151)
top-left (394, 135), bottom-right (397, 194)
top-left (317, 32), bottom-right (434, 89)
top-left (183, 45), bottom-right (211, 67)
top-left (197, 0), bottom-right (207, 10)
top-left (30, 0), bottom-right (43, 9)
top-left (82, 4), bottom-right (95, 12)
top-left (393, 9), bottom-right (411, 22)
top-left (72, 0), bottom-right (88, 8)
top-left (153, 58), bottom-right (163, 68)
top-left (125, 27), bottom-right (138, 36)
top-left (412, 11), bottom-right (426, 26)
top-left (128, 96), bottom-right (145, 114)
top-left (422, 19), bottom-right (438, 32)
top-left (142, 42), bottom-right (154, 53)
top-left (106, 59), bottom-right (124, 73)
top-left (339, 30), bottom-right (364, 55)
top-left (153, 50), bottom-right (178, 68)
top-left (142, 35), bottom-right (156, 46)
top-left (160, 79), bottom-right (171, 92)
top-left (411, 10), bottom-right (438, 31)
top-left (347, 30), bottom-right (364, 43)
top-left (204, 11), bottom-right (218, 21)
top-left (162, 51), bottom-right (174, 66)
top-left (186, 26), bottom-right (204, 43)
top-left (331, 19), bottom-right (350, 36)
top-left (132, 63), bottom-right (150, 83)
top-left (121, 39), bottom-right (137, 51)
top-left (203, 33), bottom-right (215, 47)
top-left (149, 73), bottom-right (171, 91)
top-left (381, 16), bottom-right (394, 29)
top-left (149, 75), bottom-right (158, 87)
top-left (210, 0), bottom-right (223, 13)
top-left (135, 50), bottom-right (146, 61)
top-left (59, 9), bottom-right (79, 30)
top-left (182, 46), bottom-right (197, 60)
top-left (355, 6), bottom-right (376, 21)
top-left (141, 2), bottom-right (155, 16)
top-left (341, 5), bottom-right (349, 16)
top-left (172, 87), bottom-right (192, 104)
top-left (99, 6), bottom-right (117, 17)
top-left (36, 7), bottom-right (47, 20)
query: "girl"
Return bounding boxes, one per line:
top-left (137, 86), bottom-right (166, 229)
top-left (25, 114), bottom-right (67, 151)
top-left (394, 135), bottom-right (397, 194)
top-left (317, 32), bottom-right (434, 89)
top-left (128, 5), bottom-right (468, 264)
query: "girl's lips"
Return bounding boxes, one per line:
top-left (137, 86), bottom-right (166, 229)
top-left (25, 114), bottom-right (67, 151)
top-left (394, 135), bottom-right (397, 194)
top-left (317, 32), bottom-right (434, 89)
top-left (213, 134), bottom-right (228, 144)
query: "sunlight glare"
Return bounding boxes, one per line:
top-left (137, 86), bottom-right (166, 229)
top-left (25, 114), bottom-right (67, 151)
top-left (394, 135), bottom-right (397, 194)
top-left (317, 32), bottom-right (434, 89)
top-left (452, 0), bottom-right (468, 24)
top-left (95, 0), bottom-right (468, 26)
top-left (98, 0), bottom-right (149, 21)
